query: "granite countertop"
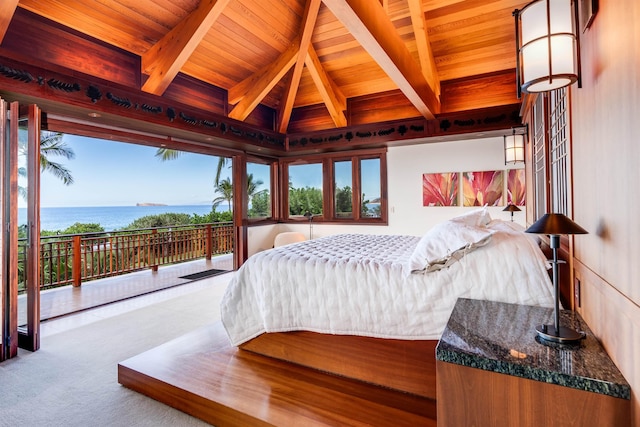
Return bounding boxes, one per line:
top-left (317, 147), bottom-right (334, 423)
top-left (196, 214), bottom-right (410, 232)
top-left (436, 298), bottom-right (631, 400)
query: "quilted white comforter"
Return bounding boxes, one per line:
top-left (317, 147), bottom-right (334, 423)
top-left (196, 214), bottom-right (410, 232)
top-left (221, 221), bottom-right (555, 346)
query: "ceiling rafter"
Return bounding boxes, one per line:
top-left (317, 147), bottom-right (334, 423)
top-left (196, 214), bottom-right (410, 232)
top-left (305, 45), bottom-right (347, 128)
top-left (407, 0), bottom-right (441, 98)
top-left (321, 0), bottom-right (440, 119)
top-left (277, 0), bottom-right (322, 133)
top-left (228, 38), bottom-right (300, 121)
top-left (141, 0), bottom-right (230, 95)
top-left (0, 0), bottom-right (19, 42)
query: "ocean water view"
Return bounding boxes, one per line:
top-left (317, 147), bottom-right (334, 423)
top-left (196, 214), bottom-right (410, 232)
top-left (18, 205), bottom-right (225, 232)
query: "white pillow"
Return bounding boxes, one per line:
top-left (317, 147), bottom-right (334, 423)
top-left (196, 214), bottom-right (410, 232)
top-left (450, 206), bottom-right (492, 227)
top-left (408, 220), bottom-right (494, 273)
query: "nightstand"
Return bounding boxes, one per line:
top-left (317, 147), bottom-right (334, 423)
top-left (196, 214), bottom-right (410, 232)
top-left (436, 298), bottom-right (630, 427)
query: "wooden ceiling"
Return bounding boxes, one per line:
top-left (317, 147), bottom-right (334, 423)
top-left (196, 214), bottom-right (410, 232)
top-left (2, 0), bottom-right (528, 134)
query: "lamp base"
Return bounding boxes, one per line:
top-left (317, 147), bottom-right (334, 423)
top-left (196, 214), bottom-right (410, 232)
top-left (536, 324), bottom-right (585, 344)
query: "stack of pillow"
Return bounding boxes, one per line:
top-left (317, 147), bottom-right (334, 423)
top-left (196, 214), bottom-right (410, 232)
top-left (408, 207), bottom-right (495, 273)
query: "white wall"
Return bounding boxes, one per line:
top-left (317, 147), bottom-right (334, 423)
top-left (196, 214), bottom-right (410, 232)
top-left (386, 136), bottom-right (523, 236)
top-left (248, 136), bottom-right (524, 256)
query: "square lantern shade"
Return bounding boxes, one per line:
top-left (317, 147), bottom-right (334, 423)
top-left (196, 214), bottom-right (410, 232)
top-left (516, 0), bottom-right (580, 94)
top-left (504, 131), bottom-right (525, 164)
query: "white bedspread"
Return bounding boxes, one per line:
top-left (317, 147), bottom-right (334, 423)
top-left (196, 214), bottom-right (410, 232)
top-left (221, 221), bottom-right (555, 346)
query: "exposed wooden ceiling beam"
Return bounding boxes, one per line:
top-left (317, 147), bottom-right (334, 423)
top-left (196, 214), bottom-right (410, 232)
top-left (0, 0), bottom-right (19, 42)
top-left (228, 39), bottom-right (300, 121)
top-left (407, 0), bottom-right (440, 98)
top-left (305, 45), bottom-right (347, 128)
top-left (141, 0), bottom-right (230, 95)
top-left (278, 0), bottom-right (322, 133)
top-left (322, 0), bottom-right (440, 119)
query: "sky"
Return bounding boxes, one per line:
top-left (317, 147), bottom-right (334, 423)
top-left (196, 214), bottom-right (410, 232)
top-left (31, 134), bottom-right (235, 208)
top-left (25, 132), bottom-right (379, 208)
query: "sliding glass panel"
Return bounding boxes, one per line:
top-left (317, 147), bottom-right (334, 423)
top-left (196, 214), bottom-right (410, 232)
top-left (17, 105), bottom-right (41, 352)
top-left (1, 100), bottom-right (22, 360)
top-left (0, 98), bottom-right (7, 361)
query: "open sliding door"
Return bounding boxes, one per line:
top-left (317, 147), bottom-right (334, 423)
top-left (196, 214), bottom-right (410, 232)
top-left (0, 99), bottom-right (40, 361)
top-left (18, 104), bottom-right (41, 351)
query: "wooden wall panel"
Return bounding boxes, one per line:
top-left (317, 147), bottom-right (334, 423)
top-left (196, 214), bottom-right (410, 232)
top-left (568, 0), bottom-right (640, 425)
top-left (287, 103), bottom-right (334, 133)
top-left (440, 70), bottom-right (519, 113)
top-left (347, 90), bottom-right (421, 126)
top-left (243, 104), bottom-right (276, 131)
top-left (575, 260), bottom-right (640, 427)
top-left (164, 73), bottom-right (228, 117)
top-left (3, 8), bottom-right (140, 88)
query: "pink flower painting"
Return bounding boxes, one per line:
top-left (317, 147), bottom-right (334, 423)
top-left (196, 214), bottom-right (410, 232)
top-left (462, 170), bottom-right (504, 207)
top-left (507, 169), bottom-right (526, 206)
top-left (422, 172), bottom-right (458, 206)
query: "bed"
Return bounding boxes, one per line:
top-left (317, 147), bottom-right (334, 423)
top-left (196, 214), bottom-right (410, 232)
top-left (220, 211), bottom-right (555, 399)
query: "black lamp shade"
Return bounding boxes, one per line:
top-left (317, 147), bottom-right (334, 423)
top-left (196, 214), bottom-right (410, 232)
top-left (525, 213), bottom-right (588, 235)
top-left (503, 204), bottom-right (521, 213)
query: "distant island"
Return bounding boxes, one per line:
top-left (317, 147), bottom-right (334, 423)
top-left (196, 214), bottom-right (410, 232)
top-left (136, 202), bottom-right (168, 206)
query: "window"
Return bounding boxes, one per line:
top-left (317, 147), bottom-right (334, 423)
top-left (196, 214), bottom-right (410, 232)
top-left (548, 87), bottom-right (569, 215)
top-left (532, 94), bottom-right (547, 220)
top-left (334, 160), bottom-right (353, 218)
top-left (283, 149), bottom-right (386, 223)
top-left (287, 162), bottom-right (323, 218)
top-left (360, 158), bottom-right (381, 219)
top-left (531, 88), bottom-right (571, 220)
top-left (247, 161), bottom-right (272, 219)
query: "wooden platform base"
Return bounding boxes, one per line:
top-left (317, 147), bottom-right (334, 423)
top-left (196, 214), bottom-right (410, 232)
top-left (118, 322), bottom-right (437, 427)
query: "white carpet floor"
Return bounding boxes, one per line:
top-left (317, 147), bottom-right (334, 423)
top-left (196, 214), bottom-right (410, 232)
top-left (0, 273), bottom-right (232, 427)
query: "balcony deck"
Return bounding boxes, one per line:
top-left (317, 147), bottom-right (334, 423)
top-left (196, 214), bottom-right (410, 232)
top-left (21, 254), bottom-right (233, 325)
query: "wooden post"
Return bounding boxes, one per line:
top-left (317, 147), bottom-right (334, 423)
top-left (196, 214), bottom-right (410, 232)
top-left (72, 235), bottom-right (82, 287)
top-left (151, 229), bottom-right (158, 272)
top-left (206, 224), bottom-right (212, 260)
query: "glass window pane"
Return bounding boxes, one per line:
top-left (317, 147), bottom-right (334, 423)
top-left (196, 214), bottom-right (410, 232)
top-left (288, 163), bottom-right (323, 217)
top-left (334, 160), bottom-right (353, 218)
top-left (247, 162), bottom-right (271, 218)
top-left (361, 158), bottom-right (381, 218)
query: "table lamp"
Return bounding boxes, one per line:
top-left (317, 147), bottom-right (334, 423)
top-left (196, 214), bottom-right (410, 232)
top-left (503, 204), bottom-right (521, 222)
top-left (526, 213), bottom-right (588, 344)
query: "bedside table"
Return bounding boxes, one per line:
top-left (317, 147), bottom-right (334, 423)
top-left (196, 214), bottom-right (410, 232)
top-left (436, 298), bottom-right (630, 427)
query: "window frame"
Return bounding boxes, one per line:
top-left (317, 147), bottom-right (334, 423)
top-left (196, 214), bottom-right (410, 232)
top-left (245, 154), bottom-right (278, 225)
top-left (531, 87), bottom-right (572, 221)
top-left (280, 148), bottom-right (387, 225)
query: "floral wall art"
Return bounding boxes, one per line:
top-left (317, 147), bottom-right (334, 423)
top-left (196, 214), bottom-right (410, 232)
top-left (462, 170), bottom-right (504, 207)
top-left (507, 169), bottom-right (526, 206)
top-left (422, 172), bottom-right (458, 206)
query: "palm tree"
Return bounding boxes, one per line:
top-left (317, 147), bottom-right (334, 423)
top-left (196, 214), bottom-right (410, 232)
top-left (39, 132), bottom-right (75, 184)
top-left (211, 173), bottom-right (264, 212)
top-left (19, 131), bottom-right (75, 198)
top-left (155, 148), bottom-right (229, 186)
top-left (212, 177), bottom-right (233, 212)
top-left (247, 173), bottom-right (264, 199)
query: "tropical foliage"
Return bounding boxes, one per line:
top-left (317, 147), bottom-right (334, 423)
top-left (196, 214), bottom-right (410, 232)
top-left (121, 213), bottom-right (193, 230)
top-left (18, 131), bottom-right (75, 199)
top-left (335, 185), bottom-right (352, 217)
top-left (289, 186), bottom-right (322, 216)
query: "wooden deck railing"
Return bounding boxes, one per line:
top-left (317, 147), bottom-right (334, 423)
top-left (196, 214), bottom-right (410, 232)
top-left (18, 222), bottom-right (234, 292)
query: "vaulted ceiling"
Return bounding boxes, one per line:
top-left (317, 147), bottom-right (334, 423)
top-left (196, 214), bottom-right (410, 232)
top-left (1, 0), bottom-right (527, 134)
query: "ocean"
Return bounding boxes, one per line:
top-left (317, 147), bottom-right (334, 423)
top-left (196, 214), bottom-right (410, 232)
top-left (18, 205), bottom-right (226, 232)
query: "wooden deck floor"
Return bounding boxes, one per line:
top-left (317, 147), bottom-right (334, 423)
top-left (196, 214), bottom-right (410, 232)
top-left (118, 322), bottom-right (438, 427)
top-left (20, 255), bottom-right (233, 325)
